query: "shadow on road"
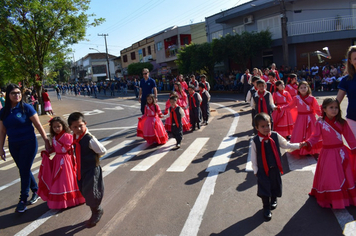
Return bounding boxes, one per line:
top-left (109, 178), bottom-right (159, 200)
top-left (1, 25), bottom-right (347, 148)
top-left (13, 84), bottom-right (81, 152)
top-left (40, 221), bottom-right (87, 236)
top-left (210, 210), bottom-right (264, 236)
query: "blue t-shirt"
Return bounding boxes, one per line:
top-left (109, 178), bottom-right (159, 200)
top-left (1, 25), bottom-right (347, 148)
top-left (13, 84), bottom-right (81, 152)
top-left (140, 77), bottom-right (156, 101)
top-left (338, 75), bottom-right (356, 121)
top-left (0, 103), bottom-right (37, 142)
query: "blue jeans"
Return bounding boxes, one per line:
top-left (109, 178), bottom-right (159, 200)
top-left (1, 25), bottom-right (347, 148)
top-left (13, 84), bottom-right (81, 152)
top-left (9, 137), bottom-right (38, 202)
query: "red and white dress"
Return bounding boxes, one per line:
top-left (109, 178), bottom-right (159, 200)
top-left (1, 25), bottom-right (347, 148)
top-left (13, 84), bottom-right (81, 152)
top-left (38, 132), bottom-right (85, 209)
top-left (285, 83), bottom-right (298, 98)
top-left (137, 104), bottom-right (168, 145)
top-left (177, 90), bottom-right (191, 131)
top-left (281, 95), bottom-right (322, 155)
top-left (272, 90), bottom-right (295, 137)
top-left (306, 117), bottom-right (356, 209)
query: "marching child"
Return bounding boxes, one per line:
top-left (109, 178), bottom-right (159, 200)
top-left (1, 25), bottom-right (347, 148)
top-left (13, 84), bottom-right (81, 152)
top-left (187, 85), bottom-right (202, 131)
top-left (266, 72), bottom-right (277, 94)
top-left (174, 82), bottom-right (191, 131)
top-left (246, 76), bottom-right (261, 134)
top-left (199, 82), bottom-right (211, 125)
top-left (42, 89), bottom-right (54, 115)
top-left (304, 98), bottom-right (356, 208)
top-left (272, 80), bottom-right (296, 138)
top-left (164, 91), bottom-right (178, 132)
top-left (285, 74), bottom-right (298, 98)
top-left (38, 117), bottom-right (85, 209)
top-left (251, 112), bottom-right (302, 221)
top-left (137, 94), bottom-right (168, 144)
top-left (280, 81), bottom-right (321, 156)
top-left (251, 80), bottom-right (276, 129)
top-left (68, 112), bottom-right (107, 227)
top-left (164, 95), bottom-right (185, 148)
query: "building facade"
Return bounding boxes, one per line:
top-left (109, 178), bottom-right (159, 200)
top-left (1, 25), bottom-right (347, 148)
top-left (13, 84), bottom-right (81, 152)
top-left (205, 0), bottom-right (356, 71)
top-left (70, 53), bottom-right (116, 82)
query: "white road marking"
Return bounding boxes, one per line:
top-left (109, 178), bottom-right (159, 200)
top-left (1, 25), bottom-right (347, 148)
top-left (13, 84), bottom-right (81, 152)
top-left (99, 127), bottom-right (135, 142)
top-left (102, 142), bottom-right (150, 177)
top-left (0, 169), bottom-right (39, 192)
top-left (89, 126), bottom-right (136, 131)
top-left (82, 109), bottom-right (104, 116)
top-left (286, 152), bottom-right (317, 174)
top-left (104, 106), bottom-right (124, 110)
top-left (100, 140), bottom-right (113, 147)
top-left (0, 145), bottom-right (45, 170)
top-left (130, 139), bottom-right (176, 171)
top-left (100, 140), bottom-right (136, 162)
top-left (180, 103), bottom-right (239, 236)
top-left (245, 137), bottom-right (253, 172)
top-left (167, 138), bottom-right (209, 172)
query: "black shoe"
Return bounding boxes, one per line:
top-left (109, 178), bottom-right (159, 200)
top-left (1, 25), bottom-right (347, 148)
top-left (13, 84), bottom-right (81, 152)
top-left (263, 207), bottom-right (272, 221)
top-left (27, 192), bottom-right (40, 205)
top-left (205, 121), bottom-right (208, 125)
top-left (176, 143), bottom-right (181, 148)
top-left (16, 201), bottom-right (27, 213)
top-left (87, 206), bottom-right (104, 227)
top-left (271, 198), bottom-right (277, 210)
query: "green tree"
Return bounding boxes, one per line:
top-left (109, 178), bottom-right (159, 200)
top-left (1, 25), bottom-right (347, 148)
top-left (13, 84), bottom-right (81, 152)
top-left (128, 62), bottom-right (153, 76)
top-left (0, 0), bottom-right (104, 113)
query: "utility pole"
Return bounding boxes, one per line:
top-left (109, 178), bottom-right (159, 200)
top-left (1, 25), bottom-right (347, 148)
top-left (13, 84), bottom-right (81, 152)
top-left (98, 34), bottom-right (111, 80)
top-left (279, 0), bottom-right (289, 66)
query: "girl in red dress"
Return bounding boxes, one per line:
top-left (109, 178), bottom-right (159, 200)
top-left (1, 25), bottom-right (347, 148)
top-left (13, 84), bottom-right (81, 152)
top-left (177, 74), bottom-right (188, 91)
top-left (41, 89), bottom-right (53, 115)
top-left (285, 74), bottom-right (298, 98)
top-left (38, 117), bottom-right (85, 209)
top-left (281, 81), bottom-right (322, 156)
top-left (305, 98), bottom-right (356, 209)
top-left (137, 94), bottom-right (168, 145)
top-left (272, 80), bottom-right (295, 138)
top-left (174, 82), bottom-right (191, 131)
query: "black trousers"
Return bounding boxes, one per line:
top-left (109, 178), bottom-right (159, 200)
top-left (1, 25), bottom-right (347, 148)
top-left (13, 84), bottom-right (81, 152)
top-left (78, 166), bottom-right (104, 208)
top-left (171, 124), bottom-right (183, 144)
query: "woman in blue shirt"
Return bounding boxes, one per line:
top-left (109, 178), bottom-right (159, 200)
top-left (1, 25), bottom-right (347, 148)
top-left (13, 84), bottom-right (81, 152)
top-left (0, 84), bottom-right (51, 213)
top-left (337, 46), bottom-right (356, 137)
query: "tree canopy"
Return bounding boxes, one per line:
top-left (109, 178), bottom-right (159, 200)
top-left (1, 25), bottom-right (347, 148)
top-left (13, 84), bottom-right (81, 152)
top-left (128, 62), bottom-right (154, 76)
top-left (176, 30), bottom-right (272, 80)
top-left (0, 0), bottom-right (104, 87)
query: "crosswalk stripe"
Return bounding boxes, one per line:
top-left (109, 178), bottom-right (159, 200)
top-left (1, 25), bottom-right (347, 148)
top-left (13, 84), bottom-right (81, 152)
top-left (100, 140), bottom-right (113, 147)
top-left (0, 145), bottom-right (45, 170)
top-left (100, 140), bottom-right (136, 161)
top-left (131, 139), bottom-right (176, 171)
top-left (167, 138), bottom-right (210, 172)
top-left (245, 137), bottom-right (253, 172)
top-left (102, 142), bottom-right (150, 177)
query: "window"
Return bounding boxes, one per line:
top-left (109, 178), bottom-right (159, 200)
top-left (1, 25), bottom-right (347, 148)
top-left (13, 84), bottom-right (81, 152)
top-left (211, 30), bottom-right (223, 40)
top-left (257, 15), bottom-right (281, 39)
top-left (148, 46), bottom-right (151, 55)
top-left (143, 48), bottom-right (146, 57)
top-left (92, 65), bottom-right (106, 74)
top-left (232, 25), bottom-right (245, 35)
top-left (131, 52), bottom-right (136, 60)
top-left (182, 36), bottom-right (189, 45)
top-left (156, 41), bottom-right (163, 51)
top-left (123, 55), bottom-right (127, 63)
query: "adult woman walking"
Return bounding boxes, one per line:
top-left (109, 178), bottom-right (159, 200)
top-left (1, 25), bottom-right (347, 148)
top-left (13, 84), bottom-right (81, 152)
top-left (337, 46), bottom-right (356, 137)
top-left (0, 84), bottom-right (51, 213)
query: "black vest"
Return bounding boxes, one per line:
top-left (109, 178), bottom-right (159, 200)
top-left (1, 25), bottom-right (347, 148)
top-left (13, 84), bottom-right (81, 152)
top-left (253, 91), bottom-right (272, 115)
top-left (253, 132), bottom-right (282, 172)
top-left (169, 106), bottom-right (183, 127)
top-left (189, 93), bottom-right (200, 109)
top-left (78, 133), bottom-right (100, 173)
top-left (200, 91), bottom-right (209, 106)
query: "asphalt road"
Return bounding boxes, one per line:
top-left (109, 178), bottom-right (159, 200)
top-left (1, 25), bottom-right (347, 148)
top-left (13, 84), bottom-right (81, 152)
top-left (0, 89), bottom-right (355, 236)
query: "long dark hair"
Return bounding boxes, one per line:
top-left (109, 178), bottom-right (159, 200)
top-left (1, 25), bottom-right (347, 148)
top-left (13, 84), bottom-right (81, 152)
top-left (345, 45), bottom-right (356, 80)
top-left (0, 84), bottom-right (24, 121)
top-left (321, 98), bottom-right (345, 125)
top-left (49, 116), bottom-right (71, 140)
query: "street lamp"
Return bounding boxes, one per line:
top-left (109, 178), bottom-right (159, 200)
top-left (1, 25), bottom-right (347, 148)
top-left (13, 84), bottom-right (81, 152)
top-left (89, 48), bottom-right (101, 53)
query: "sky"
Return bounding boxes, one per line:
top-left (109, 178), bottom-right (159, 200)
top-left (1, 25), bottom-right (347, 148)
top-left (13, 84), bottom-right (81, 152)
top-left (71, 0), bottom-right (252, 61)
